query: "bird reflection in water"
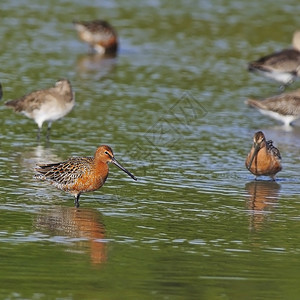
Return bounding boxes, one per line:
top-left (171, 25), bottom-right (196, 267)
top-left (19, 145), bottom-right (61, 168)
top-left (35, 206), bottom-right (107, 266)
top-left (245, 181), bottom-right (281, 231)
top-left (76, 54), bottom-right (117, 80)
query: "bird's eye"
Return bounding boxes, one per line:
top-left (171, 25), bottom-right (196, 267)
top-left (104, 151), bottom-right (112, 158)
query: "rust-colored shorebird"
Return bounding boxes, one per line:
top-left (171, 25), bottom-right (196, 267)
top-left (245, 131), bottom-right (282, 180)
top-left (73, 20), bottom-right (118, 55)
top-left (248, 31), bottom-right (300, 90)
top-left (246, 89), bottom-right (300, 127)
top-left (35, 145), bottom-right (137, 207)
top-left (5, 79), bottom-right (75, 140)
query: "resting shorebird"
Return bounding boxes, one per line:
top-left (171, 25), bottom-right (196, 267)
top-left (248, 31), bottom-right (300, 90)
top-left (73, 20), bottom-right (118, 55)
top-left (5, 79), bottom-right (75, 140)
top-left (35, 145), bottom-right (137, 207)
top-left (246, 89), bottom-right (300, 127)
top-left (245, 131), bottom-right (282, 180)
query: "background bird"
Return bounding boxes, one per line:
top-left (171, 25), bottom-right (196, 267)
top-left (5, 79), bottom-right (75, 140)
top-left (246, 89), bottom-right (300, 127)
top-left (73, 20), bottom-right (118, 55)
top-left (248, 31), bottom-right (300, 90)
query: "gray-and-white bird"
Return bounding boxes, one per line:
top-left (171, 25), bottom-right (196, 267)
top-left (246, 88), bottom-right (300, 127)
top-left (5, 79), bottom-right (75, 139)
top-left (248, 31), bottom-right (300, 90)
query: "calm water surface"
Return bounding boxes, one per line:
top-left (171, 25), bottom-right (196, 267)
top-left (1, 0), bottom-right (300, 299)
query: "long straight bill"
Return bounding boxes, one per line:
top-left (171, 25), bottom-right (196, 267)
top-left (247, 144), bottom-right (260, 170)
top-left (112, 157), bottom-right (137, 181)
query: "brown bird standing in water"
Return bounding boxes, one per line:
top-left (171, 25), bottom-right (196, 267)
top-left (245, 131), bottom-right (282, 180)
top-left (35, 145), bottom-right (137, 208)
top-left (73, 20), bottom-right (118, 55)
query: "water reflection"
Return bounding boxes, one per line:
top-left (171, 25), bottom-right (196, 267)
top-left (35, 206), bottom-right (107, 266)
top-left (245, 181), bottom-right (280, 231)
top-left (18, 145), bottom-right (61, 168)
top-left (76, 54), bottom-right (117, 80)
top-left (16, 145), bottom-right (62, 187)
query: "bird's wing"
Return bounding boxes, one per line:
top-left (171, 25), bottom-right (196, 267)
top-left (266, 140), bottom-right (281, 160)
top-left (5, 89), bottom-right (52, 113)
top-left (249, 49), bottom-right (300, 72)
top-left (36, 157), bottom-right (93, 185)
top-left (263, 94), bottom-right (300, 115)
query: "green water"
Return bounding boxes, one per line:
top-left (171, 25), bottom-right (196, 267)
top-left (1, 0), bottom-right (300, 299)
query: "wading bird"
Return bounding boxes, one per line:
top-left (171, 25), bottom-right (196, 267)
top-left (35, 145), bottom-right (137, 207)
top-left (5, 79), bottom-right (75, 140)
top-left (245, 131), bottom-right (282, 180)
top-left (248, 31), bottom-right (300, 90)
top-left (73, 20), bottom-right (118, 55)
top-left (246, 89), bottom-right (300, 127)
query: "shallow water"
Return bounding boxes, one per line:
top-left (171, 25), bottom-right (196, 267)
top-left (1, 0), bottom-right (300, 299)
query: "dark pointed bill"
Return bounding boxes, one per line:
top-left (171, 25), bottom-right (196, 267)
top-left (111, 157), bottom-right (137, 181)
top-left (247, 144), bottom-right (260, 170)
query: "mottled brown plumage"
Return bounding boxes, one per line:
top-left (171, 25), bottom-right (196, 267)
top-left (35, 145), bottom-right (137, 207)
top-left (248, 31), bottom-right (300, 89)
top-left (5, 79), bottom-right (75, 139)
top-left (247, 89), bottom-right (300, 126)
top-left (245, 131), bottom-right (282, 180)
top-left (73, 20), bottom-right (118, 55)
